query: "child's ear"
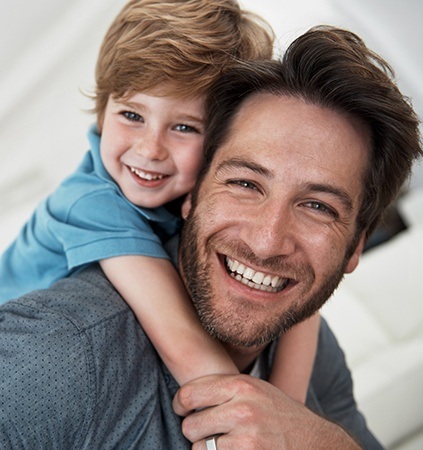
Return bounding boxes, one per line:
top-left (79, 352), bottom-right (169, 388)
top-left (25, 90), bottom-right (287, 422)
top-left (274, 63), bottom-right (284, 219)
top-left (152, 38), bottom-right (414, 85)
top-left (181, 194), bottom-right (192, 219)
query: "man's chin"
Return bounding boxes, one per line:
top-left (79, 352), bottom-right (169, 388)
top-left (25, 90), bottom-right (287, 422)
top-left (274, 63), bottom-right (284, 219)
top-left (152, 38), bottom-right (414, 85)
top-left (201, 310), bottom-right (285, 348)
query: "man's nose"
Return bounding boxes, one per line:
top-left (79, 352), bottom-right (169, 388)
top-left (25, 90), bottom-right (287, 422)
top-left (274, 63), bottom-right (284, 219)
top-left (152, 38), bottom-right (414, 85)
top-left (134, 129), bottom-right (168, 161)
top-left (239, 203), bottom-right (297, 260)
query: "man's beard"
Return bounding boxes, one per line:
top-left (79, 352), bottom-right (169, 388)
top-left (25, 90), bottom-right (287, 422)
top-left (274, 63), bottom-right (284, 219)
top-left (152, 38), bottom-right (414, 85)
top-left (180, 208), bottom-right (350, 348)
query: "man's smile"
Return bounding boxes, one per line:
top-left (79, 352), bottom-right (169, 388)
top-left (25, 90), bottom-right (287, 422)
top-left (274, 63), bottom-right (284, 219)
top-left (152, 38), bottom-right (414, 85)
top-left (225, 256), bottom-right (290, 293)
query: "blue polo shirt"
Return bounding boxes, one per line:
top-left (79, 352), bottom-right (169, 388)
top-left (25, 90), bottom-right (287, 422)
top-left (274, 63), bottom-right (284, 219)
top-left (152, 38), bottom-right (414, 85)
top-left (0, 126), bottom-right (180, 303)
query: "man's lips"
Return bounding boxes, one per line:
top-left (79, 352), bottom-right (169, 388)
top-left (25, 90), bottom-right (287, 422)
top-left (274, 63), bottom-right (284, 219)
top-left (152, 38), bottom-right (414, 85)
top-left (129, 166), bottom-right (168, 181)
top-left (225, 256), bottom-right (290, 293)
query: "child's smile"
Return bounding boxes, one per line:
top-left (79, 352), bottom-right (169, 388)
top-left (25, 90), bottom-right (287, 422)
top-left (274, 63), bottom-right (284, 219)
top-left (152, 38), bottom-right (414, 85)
top-left (128, 165), bottom-right (169, 188)
top-left (100, 89), bottom-right (206, 209)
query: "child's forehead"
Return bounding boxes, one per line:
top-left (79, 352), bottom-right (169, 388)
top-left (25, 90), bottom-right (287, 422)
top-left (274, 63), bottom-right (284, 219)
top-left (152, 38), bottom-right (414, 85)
top-left (119, 81), bottom-right (208, 101)
top-left (116, 84), bottom-right (207, 106)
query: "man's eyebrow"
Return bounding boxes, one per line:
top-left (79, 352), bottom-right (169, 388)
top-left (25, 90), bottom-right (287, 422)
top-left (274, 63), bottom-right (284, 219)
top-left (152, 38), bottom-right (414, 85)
top-left (216, 158), bottom-right (273, 178)
top-left (215, 160), bottom-right (354, 210)
top-left (306, 183), bottom-right (354, 212)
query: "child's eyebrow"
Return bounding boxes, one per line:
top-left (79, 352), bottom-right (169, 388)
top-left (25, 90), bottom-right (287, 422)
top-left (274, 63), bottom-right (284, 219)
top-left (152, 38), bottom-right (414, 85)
top-left (116, 99), bottom-right (146, 111)
top-left (115, 99), bottom-right (204, 124)
top-left (180, 113), bottom-right (205, 124)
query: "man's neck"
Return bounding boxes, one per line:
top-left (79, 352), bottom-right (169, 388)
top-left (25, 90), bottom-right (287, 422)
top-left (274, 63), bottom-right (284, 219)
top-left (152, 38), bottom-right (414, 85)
top-left (223, 343), bottom-right (266, 373)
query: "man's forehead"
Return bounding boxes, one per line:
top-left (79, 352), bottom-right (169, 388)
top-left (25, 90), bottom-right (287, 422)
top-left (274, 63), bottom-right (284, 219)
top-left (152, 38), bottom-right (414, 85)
top-left (216, 92), bottom-right (370, 164)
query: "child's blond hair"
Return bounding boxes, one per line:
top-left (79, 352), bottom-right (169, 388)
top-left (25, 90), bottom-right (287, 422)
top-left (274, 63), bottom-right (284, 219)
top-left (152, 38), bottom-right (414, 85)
top-left (93, 0), bottom-right (274, 127)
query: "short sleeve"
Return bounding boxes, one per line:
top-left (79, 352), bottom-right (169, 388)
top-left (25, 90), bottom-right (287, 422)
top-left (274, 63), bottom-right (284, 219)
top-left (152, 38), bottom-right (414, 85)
top-left (47, 187), bottom-right (170, 270)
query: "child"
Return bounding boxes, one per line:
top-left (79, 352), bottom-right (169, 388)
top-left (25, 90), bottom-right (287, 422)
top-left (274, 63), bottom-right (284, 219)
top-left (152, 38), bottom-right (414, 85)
top-left (0, 0), bottom-right (319, 403)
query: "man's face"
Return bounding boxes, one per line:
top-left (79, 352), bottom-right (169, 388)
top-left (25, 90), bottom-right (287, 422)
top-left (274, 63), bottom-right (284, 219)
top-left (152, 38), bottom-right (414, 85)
top-left (180, 93), bottom-right (368, 350)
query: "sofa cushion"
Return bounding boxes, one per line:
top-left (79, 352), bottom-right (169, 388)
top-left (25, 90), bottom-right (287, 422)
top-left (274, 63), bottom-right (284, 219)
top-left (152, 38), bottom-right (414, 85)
top-left (352, 339), bottom-right (423, 448)
top-left (321, 288), bottom-right (390, 367)
top-left (343, 225), bottom-right (423, 341)
top-left (398, 189), bottom-right (423, 226)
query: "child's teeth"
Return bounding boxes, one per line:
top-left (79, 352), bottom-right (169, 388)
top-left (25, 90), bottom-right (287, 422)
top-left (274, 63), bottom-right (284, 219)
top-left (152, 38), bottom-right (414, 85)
top-left (131, 167), bottom-right (164, 180)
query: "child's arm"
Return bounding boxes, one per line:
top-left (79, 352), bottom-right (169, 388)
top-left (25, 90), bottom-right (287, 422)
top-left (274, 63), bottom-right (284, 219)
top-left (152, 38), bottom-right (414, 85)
top-left (269, 313), bottom-right (321, 403)
top-left (100, 255), bottom-right (238, 386)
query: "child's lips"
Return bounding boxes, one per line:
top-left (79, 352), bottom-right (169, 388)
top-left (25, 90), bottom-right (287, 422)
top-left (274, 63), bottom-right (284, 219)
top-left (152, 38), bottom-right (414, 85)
top-left (129, 166), bottom-right (168, 181)
top-left (125, 165), bottom-right (171, 189)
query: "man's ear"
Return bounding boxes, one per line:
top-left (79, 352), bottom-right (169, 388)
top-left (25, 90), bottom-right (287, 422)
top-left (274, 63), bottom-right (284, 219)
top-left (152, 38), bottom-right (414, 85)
top-left (181, 193), bottom-right (192, 219)
top-left (344, 234), bottom-right (366, 274)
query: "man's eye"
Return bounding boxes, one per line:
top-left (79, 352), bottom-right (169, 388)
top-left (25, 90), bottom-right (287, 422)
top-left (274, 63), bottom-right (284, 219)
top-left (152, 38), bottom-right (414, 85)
top-left (122, 111), bottom-right (143, 122)
top-left (305, 201), bottom-right (337, 217)
top-left (227, 179), bottom-right (259, 191)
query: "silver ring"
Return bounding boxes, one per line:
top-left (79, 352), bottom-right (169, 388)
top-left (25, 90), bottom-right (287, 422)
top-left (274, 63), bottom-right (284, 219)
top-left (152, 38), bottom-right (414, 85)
top-left (206, 435), bottom-right (218, 450)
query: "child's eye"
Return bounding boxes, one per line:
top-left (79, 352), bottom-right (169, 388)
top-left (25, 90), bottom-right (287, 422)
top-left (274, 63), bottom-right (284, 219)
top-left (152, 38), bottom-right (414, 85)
top-left (121, 111), bottom-right (143, 122)
top-left (175, 124), bottom-right (198, 133)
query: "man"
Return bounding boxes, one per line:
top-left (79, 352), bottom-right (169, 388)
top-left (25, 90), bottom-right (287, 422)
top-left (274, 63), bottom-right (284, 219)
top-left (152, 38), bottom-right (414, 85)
top-left (1, 27), bottom-right (421, 449)
top-left (171, 27), bottom-right (420, 449)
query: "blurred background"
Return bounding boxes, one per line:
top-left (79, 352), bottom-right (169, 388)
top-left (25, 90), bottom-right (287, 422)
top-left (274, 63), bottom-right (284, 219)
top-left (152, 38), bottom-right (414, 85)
top-left (0, 0), bottom-right (422, 246)
top-left (0, 1), bottom-right (422, 449)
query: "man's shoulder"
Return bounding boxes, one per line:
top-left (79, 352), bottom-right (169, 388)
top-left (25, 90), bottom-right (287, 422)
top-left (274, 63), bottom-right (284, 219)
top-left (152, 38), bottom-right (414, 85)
top-left (0, 265), bottom-right (124, 447)
top-left (11, 265), bottom-right (129, 328)
top-left (0, 265), bottom-right (187, 449)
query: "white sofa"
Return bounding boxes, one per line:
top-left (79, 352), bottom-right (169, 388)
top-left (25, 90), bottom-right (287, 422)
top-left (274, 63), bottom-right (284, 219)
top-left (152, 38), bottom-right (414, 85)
top-left (322, 188), bottom-right (423, 449)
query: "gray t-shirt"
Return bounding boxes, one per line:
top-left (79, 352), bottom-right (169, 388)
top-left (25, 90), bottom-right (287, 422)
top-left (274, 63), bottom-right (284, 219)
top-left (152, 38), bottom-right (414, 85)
top-left (0, 265), bottom-right (383, 449)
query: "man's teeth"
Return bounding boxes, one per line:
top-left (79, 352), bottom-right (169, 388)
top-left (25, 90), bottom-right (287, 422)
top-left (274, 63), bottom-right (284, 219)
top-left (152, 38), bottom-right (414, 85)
top-left (130, 166), bottom-right (164, 181)
top-left (225, 257), bottom-right (288, 292)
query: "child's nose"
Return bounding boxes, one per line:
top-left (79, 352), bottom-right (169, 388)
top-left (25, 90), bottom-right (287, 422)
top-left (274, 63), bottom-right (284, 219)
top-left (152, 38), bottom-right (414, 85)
top-left (135, 130), bottom-right (168, 161)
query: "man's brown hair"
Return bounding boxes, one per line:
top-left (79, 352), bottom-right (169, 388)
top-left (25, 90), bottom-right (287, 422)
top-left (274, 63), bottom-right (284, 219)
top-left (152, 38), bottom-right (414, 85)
top-left (200, 26), bottom-right (422, 243)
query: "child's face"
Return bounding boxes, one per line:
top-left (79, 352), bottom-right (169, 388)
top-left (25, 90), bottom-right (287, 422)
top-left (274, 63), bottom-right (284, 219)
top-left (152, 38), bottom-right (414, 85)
top-left (100, 90), bottom-right (205, 208)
